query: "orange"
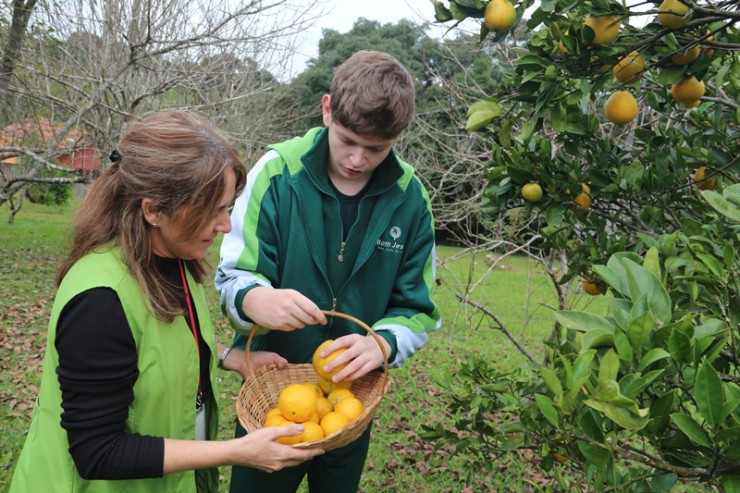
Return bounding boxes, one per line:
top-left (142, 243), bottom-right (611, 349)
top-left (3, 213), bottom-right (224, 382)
top-left (605, 91), bottom-right (638, 125)
top-left (264, 414), bottom-right (291, 428)
top-left (327, 388), bottom-right (355, 407)
top-left (303, 382), bottom-right (324, 397)
top-left (276, 429), bottom-right (303, 446)
top-left (312, 340), bottom-right (348, 381)
top-left (657, 0), bottom-right (691, 29)
top-left (277, 383), bottom-right (317, 423)
top-left (316, 396), bottom-right (333, 419)
top-left (670, 45), bottom-right (700, 65)
top-left (584, 15), bottom-right (620, 46)
top-left (320, 412), bottom-right (351, 437)
top-left (613, 51), bottom-right (644, 83)
top-left (671, 76), bottom-right (705, 105)
top-left (334, 397), bottom-right (365, 421)
top-left (299, 421), bottom-right (325, 443)
top-left (265, 408), bottom-right (282, 419)
top-left (582, 278), bottom-right (601, 296)
top-left (521, 183), bottom-right (543, 203)
top-left (693, 166), bottom-right (717, 190)
top-left (573, 183), bottom-right (592, 209)
top-left (317, 375), bottom-right (352, 395)
top-left (484, 0), bottom-right (516, 32)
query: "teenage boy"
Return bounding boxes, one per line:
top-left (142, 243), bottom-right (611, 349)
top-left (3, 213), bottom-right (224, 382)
top-left (216, 50), bottom-right (441, 493)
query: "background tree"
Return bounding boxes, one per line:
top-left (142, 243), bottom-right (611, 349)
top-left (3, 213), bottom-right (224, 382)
top-left (0, 0), bottom-right (321, 219)
top-left (285, 17), bottom-right (509, 242)
top-left (425, 0), bottom-right (740, 491)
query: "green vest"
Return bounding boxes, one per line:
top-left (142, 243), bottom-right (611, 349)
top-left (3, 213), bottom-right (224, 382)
top-left (9, 246), bottom-right (220, 493)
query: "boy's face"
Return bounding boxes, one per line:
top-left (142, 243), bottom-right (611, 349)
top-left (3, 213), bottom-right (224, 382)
top-left (322, 95), bottom-right (396, 189)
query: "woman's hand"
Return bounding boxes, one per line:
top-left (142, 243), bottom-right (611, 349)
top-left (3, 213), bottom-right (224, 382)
top-left (163, 426), bottom-right (323, 474)
top-left (242, 287), bottom-right (327, 331)
top-left (220, 346), bottom-right (287, 381)
top-left (317, 334), bottom-right (391, 382)
top-left (234, 426), bottom-right (324, 472)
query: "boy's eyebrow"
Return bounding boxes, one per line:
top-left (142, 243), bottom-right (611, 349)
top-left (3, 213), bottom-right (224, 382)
top-left (336, 128), bottom-right (392, 150)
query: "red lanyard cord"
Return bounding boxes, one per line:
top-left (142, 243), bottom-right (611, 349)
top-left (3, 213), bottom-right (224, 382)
top-left (178, 259), bottom-right (202, 396)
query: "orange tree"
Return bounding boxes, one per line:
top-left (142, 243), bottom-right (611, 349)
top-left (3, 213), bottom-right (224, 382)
top-left (425, 0), bottom-right (739, 491)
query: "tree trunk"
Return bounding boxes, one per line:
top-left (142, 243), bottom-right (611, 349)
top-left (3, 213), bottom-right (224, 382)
top-left (0, 0), bottom-right (38, 124)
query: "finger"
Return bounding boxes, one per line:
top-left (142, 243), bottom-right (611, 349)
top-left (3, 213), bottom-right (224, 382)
top-left (266, 423), bottom-right (305, 440)
top-left (293, 302), bottom-right (326, 326)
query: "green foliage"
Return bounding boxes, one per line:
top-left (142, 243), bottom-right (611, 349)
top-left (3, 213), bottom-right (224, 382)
top-left (25, 168), bottom-right (73, 206)
top-left (427, 0), bottom-right (740, 489)
top-left (428, 241), bottom-right (739, 489)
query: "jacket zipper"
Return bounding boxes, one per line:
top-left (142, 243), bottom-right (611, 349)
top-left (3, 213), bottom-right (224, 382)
top-left (337, 241), bottom-right (346, 262)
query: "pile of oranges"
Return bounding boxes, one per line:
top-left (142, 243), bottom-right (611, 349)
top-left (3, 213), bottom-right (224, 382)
top-left (262, 340), bottom-right (366, 445)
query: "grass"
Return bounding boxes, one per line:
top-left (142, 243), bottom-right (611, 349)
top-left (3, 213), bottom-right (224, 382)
top-left (0, 200), bottom-right (703, 492)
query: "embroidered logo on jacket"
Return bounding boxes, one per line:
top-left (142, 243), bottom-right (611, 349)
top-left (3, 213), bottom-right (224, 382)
top-left (376, 226), bottom-right (405, 254)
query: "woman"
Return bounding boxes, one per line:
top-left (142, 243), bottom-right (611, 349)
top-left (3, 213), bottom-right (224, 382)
top-left (9, 110), bottom-right (323, 493)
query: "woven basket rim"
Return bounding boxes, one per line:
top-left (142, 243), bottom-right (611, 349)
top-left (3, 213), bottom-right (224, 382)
top-left (236, 311), bottom-right (390, 450)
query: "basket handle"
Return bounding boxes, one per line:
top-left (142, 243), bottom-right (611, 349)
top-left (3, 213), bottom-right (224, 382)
top-left (244, 310), bottom-right (390, 383)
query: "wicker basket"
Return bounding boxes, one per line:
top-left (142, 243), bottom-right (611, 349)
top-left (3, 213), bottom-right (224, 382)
top-left (235, 310), bottom-right (390, 451)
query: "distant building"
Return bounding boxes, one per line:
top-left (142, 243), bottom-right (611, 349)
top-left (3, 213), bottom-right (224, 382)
top-left (0, 119), bottom-right (101, 181)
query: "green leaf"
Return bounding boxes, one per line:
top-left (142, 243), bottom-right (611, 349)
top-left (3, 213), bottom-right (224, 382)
top-left (643, 246), bottom-right (662, 281)
top-left (535, 394), bottom-right (560, 428)
top-left (585, 398), bottom-right (649, 430)
top-left (568, 349), bottom-right (595, 397)
top-left (638, 348), bottom-right (671, 372)
top-left (541, 366), bottom-right (563, 397)
top-left (695, 361), bottom-right (724, 428)
top-left (581, 328), bottom-right (615, 350)
top-left (670, 413), bottom-right (711, 447)
top-left (627, 312), bottom-right (655, 351)
top-left (554, 311), bottom-right (614, 333)
top-left (668, 328), bottom-right (692, 364)
top-left (466, 106), bottom-right (502, 131)
top-left (467, 99), bottom-right (501, 118)
top-left (598, 349), bottom-right (620, 383)
top-left (647, 391), bottom-right (675, 435)
top-left (623, 259), bottom-right (672, 325)
top-left (703, 184), bottom-right (740, 223)
top-left (613, 329), bottom-right (633, 366)
top-left (696, 252), bottom-right (724, 279)
top-left (545, 204), bottom-right (565, 226)
top-left (720, 476), bottom-right (740, 493)
top-left (499, 118), bottom-right (514, 148)
top-left (650, 473), bottom-right (678, 493)
top-left (721, 399), bottom-right (740, 423)
top-left (431, 0), bottom-right (454, 22)
top-left (694, 318), bottom-right (728, 340)
top-left (592, 380), bottom-right (642, 413)
top-left (620, 370), bottom-right (664, 399)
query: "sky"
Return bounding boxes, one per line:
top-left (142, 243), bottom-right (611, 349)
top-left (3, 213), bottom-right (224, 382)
top-left (287, 0), bottom-right (652, 76)
top-left (289, 0), bottom-right (449, 74)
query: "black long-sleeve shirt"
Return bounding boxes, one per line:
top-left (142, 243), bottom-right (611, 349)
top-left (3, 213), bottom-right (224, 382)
top-left (55, 257), bottom-right (210, 480)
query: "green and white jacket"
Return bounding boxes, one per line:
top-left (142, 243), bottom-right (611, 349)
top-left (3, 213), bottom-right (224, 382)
top-left (216, 127), bottom-right (441, 367)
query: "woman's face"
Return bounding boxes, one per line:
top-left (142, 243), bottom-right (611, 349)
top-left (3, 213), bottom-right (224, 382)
top-left (147, 169), bottom-right (237, 260)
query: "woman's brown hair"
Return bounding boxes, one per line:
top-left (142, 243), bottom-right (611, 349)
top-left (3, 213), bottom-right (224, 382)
top-left (57, 110), bottom-right (246, 321)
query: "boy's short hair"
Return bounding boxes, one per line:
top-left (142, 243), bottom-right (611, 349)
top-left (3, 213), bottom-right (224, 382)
top-left (330, 50), bottom-right (415, 140)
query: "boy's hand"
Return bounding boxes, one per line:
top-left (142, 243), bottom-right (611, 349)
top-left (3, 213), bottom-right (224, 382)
top-left (319, 334), bottom-right (391, 382)
top-left (243, 287), bottom-right (327, 331)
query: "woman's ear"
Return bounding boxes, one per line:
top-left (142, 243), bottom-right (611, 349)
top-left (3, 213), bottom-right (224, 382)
top-left (141, 198), bottom-right (163, 227)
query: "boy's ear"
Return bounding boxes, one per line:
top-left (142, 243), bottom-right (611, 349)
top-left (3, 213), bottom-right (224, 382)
top-left (321, 94), bottom-right (332, 127)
